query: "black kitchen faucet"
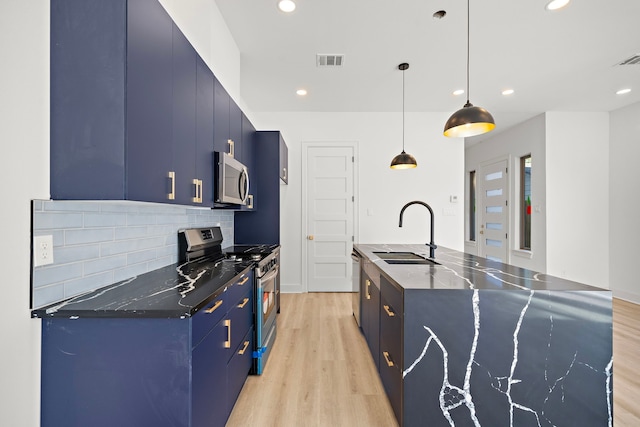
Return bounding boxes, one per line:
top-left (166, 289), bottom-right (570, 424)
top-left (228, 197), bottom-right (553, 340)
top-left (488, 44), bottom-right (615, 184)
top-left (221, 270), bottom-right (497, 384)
top-left (398, 200), bottom-right (437, 259)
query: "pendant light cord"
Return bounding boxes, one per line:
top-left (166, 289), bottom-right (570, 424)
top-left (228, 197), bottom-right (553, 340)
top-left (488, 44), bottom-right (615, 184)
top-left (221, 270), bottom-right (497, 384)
top-left (466, 0), bottom-right (470, 104)
top-left (402, 67), bottom-right (405, 151)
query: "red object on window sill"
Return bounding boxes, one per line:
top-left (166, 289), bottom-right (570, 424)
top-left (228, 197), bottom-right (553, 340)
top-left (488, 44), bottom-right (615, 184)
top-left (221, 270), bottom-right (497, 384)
top-left (526, 205), bottom-right (532, 215)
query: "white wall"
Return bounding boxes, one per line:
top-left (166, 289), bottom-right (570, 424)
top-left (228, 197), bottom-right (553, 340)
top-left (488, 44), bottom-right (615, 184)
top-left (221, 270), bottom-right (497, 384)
top-left (545, 112), bottom-right (609, 289)
top-left (251, 112), bottom-right (464, 293)
top-left (0, 2), bottom-right (49, 425)
top-left (609, 102), bottom-right (640, 303)
top-left (465, 114), bottom-right (548, 273)
top-left (0, 2), bottom-right (242, 426)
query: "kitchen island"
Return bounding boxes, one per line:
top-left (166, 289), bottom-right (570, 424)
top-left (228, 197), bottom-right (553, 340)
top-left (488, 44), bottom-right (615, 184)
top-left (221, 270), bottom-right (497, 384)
top-left (355, 243), bottom-right (612, 427)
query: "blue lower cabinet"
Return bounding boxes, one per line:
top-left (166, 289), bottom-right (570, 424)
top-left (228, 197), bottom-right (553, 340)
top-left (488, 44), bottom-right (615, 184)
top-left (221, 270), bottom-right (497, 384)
top-left (40, 285), bottom-right (254, 426)
top-left (227, 327), bottom-right (255, 414)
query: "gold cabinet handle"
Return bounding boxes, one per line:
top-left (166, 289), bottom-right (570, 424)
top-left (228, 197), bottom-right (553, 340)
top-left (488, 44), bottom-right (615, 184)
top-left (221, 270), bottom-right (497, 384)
top-left (383, 351), bottom-right (394, 367)
top-left (224, 319), bottom-right (231, 348)
top-left (238, 276), bottom-right (249, 286)
top-left (228, 139), bottom-right (234, 158)
top-left (247, 194), bottom-right (253, 209)
top-left (237, 297), bottom-right (249, 309)
top-left (167, 171), bottom-right (175, 200)
top-left (383, 305), bottom-right (395, 317)
top-left (192, 178), bottom-right (201, 203)
top-left (205, 300), bottom-right (223, 314)
top-left (366, 279), bottom-right (371, 300)
top-left (238, 340), bottom-right (250, 355)
top-left (283, 167), bottom-right (287, 180)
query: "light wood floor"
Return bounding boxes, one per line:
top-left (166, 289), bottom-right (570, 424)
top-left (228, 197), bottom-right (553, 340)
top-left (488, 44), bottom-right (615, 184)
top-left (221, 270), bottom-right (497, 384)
top-left (227, 294), bottom-right (640, 427)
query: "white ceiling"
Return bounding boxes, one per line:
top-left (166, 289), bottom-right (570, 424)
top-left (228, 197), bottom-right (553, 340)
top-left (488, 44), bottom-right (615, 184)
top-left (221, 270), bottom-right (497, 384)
top-left (214, 0), bottom-right (640, 141)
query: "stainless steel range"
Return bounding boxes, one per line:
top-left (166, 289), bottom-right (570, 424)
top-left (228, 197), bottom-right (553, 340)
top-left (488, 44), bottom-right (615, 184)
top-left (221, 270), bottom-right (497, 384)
top-left (223, 244), bottom-right (280, 375)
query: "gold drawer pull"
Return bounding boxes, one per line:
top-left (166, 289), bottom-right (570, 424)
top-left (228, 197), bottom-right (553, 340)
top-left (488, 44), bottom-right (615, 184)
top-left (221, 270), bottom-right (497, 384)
top-left (383, 305), bottom-right (395, 317)
top-left (238, 340), bottom-right (250, 355)
top-left (366, 279), bottom-right (371, 300)
top-left (224, 319), bottom-right (231, 348)
top-left (237, 297), bottom-right (249, 309)
top-left (383, 351), bottom-right (394, 367)
top-left (238, 276), bottom-right (249, 286)
top-left (205, 300), bottom-right (223, 314)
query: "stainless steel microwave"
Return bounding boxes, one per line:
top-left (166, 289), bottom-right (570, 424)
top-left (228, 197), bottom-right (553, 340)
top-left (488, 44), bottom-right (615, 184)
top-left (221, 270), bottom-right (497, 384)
top-left (214, 151), bottom-right (250, 205)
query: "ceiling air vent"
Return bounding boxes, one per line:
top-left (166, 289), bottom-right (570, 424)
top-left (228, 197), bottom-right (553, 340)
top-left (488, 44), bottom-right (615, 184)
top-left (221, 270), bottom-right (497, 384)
top-left (316, 54), bottom-right (344, 67)
top-left (616, 54), bottom-right (640, 66)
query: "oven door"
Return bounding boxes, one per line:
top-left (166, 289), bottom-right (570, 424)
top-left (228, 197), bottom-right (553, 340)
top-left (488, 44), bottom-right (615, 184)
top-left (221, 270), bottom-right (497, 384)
top-left (254, 266), bottom-right (279, 374)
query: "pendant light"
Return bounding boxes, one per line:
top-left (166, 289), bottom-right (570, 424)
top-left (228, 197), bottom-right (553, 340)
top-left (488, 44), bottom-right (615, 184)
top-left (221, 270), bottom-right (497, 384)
top-left (390, 63), bottom-right (417, 169)
top-left (443, 0), bottom-right (495, 138)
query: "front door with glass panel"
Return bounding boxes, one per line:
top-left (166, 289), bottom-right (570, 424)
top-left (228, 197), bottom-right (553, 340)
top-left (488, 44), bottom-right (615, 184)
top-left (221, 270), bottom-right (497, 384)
top-left (479, 159), bottom-right (509, 262)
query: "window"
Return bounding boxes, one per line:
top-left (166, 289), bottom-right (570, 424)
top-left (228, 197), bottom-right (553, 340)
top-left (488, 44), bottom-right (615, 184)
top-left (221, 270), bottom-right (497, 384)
top-left (520, 156), bottom-right (532, 250)
top-left (469, 170), bottom-right (476, 241)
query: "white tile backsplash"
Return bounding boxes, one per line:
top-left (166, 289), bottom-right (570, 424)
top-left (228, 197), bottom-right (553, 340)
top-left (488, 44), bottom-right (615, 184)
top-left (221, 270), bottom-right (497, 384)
top-left (31, 200), bottom-right (234, 308)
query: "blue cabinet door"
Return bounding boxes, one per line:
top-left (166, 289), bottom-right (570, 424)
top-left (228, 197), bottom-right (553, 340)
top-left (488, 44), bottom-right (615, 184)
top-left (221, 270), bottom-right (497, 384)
top-left (50, 0), bottom-right (128, 200)
top-left (192, 319), bottom-right (228, 427)
top-left (171, 24), bottom-right (197, 205)
top-left (196, 55), bottom-right (215, 207)
top-left (234, 131), bottom-right (282, 244)
top-left (213, 78), bottom-right (231, 155)
top-left (229, 99), bottom-right (243, 163)
top-left (126, 0), bottom-right (173, 203)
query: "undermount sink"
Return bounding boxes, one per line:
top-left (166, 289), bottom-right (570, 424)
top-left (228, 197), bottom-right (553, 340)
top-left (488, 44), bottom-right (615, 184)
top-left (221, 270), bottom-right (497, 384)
top-left (373, 251), bottom-right (440, 265)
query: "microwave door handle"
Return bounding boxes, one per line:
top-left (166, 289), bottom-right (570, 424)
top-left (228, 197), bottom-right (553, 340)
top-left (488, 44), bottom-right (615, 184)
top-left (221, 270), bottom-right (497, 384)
top-left (240, 168), bottom-right (249, 202)
top-left (258, 266), bottom-right (279, 286)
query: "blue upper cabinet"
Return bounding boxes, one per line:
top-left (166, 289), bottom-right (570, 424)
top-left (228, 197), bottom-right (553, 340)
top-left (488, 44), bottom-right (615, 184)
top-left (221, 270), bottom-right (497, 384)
top-left (50, 0), bottom-right (215, 206)
top-left (50, 0), bottom-right (130, 200)
top-left (126, 0), bottom-right (174, 203)
top-left (213, 79), bottom-right (244, 165)
top-left (170, 24), bottom-right (198, 205)
top-left (234, 131), bottom-right (288, 244)
top-left (196, 56), bottom-right (215, 207)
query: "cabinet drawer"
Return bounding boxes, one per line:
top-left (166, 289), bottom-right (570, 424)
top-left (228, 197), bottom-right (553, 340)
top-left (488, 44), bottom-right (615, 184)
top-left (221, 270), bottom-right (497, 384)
top-left (223, 271), bottom-right (253, 309)
top-left (379, 338), bottom-right (403, 425)
top-left (380, 294), bottom-right (402, 367)
top-left (381, 276), bottom-right (402, 315)
top-left (227, 287), bottom-right (254, 362)
top-left (192, 292), bottom-right (227, 347)
top-left (227, 326), bottom-right (254, 414)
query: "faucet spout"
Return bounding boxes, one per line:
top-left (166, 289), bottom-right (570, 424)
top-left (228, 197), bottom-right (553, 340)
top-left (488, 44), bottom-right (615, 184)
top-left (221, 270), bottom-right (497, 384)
top-left (398, 200), bottom-right (437, 259)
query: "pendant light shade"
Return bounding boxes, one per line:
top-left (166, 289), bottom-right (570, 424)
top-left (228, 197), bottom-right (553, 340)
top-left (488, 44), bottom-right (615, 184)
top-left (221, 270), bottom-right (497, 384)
top-left (443, 0), bottom-right (495, 138)
top-left (443, 102), bottom-right (495, 138)
top-left (390, 63), bottom-right (417, 169)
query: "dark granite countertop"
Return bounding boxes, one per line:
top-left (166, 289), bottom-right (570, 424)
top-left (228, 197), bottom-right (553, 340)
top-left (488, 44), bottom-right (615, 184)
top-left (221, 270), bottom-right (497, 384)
top-left (355, 243), bottom-right (606, 292)
top-left (31, 257), bottom-right (254, 318)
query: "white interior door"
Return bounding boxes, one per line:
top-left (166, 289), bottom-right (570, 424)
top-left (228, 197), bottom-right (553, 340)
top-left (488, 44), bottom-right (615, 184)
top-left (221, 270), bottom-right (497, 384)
top-left (305, 145), bottom-right (355, 292)
top-left (479, 159), bottom-right (509, 262)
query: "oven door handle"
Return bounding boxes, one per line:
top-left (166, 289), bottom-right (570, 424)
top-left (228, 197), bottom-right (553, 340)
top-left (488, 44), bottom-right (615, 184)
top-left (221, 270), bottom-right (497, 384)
top-left (258, 266), bottom-right (279, 286)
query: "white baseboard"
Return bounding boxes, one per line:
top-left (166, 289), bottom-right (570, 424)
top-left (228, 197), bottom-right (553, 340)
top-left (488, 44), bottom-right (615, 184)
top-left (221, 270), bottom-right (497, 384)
top-left (281, 282), bottom-right (305, 293)
top-left (613, 289), bottom-right (640, 305)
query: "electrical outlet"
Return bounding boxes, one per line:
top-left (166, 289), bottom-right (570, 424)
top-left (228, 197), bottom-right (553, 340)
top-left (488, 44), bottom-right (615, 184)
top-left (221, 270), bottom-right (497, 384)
top-left (34, 235), bottom-right (54, 267)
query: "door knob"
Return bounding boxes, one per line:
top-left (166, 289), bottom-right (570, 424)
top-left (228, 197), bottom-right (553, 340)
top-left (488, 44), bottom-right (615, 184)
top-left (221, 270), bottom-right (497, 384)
top-left (479, 230), bottom-right (484, 234)
top-left (308, 235), bottom-right (314, 240)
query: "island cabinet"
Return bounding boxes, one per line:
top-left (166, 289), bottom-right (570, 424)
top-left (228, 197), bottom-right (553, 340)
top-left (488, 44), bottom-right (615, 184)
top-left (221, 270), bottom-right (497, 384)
top-left (39, 271), bottom-right (254, 427)
top-left (354, 244), bottom-right (614, 427)
top-left (50, 0), bottom-right (216, 206)
top-left (360, 258), bottom-right (380, 371)
top-left (234, 131), bottom-right (288, 244)
top-left (379, 276), bottom-right (403, 424)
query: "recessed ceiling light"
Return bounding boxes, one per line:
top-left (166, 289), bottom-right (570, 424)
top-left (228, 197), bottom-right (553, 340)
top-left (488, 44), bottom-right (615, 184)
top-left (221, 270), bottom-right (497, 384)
top-left (453, 89), bottom-right (465, 96)
top-left (502, 89), bottom-right (515, 96)
top-left (616, 88), bottom-right (631, 95)
top-left (545, 0), bottom-right (570, 11)
top-left (278, 0), bottom-right (296, 13)
top-left (296, 89), bottom-right (307, 96)
top-left (433, 10), bottom-right (446, 20)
